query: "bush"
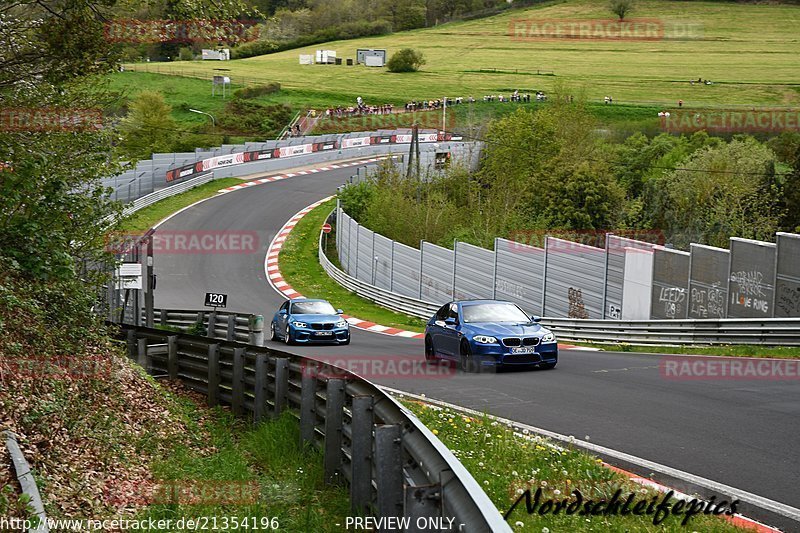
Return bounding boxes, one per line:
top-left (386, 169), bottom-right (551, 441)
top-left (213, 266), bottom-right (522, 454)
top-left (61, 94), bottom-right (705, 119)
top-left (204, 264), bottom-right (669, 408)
top-left (217, 100), bottom-right (294, 136)
top-left (178, 47), bottom-right (194, 61)
top-left (234, 83), bottom-right (281, 99)
top-left (387, 48), bottom-right (425, 73)
top-left (609, 0), bottom-right (634, 20)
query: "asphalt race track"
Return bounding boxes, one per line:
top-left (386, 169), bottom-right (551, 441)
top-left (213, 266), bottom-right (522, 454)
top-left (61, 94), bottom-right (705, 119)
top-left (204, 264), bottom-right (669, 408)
top-left (153, 163), bottom-right (800, 514)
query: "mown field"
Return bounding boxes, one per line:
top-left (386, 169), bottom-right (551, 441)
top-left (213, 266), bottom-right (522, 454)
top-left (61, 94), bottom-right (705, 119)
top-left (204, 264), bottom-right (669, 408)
top-left (118, 0), bottom-right (800, 110)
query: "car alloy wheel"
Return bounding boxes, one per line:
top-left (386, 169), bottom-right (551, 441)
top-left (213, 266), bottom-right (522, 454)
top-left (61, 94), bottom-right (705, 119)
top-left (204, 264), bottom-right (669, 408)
top-left (270, 322), bottom-right (278, 342)
top-left (460, 340), bottom-right (476, 373)
top-left (285, 325), bottom-right (293, 345)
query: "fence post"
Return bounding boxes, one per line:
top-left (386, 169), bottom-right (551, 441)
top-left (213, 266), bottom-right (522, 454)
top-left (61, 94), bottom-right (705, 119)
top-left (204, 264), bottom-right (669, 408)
top-left (390, 240), bottom-right (395, 292)
top-left (232, 347), bottom-right (245, 415)
top-left (167, 335), bottom-right (178, 379)
top-left (405, 485), bottom-right (441, 528)
top-left (602, 234), bottom-right (611, 319)
top-left (207, 344), bottom-right (220, 406)
top-left (542, 236), bottom-right (549, 316)
top-left (274, 358), bottom-right (289, 417)
top-left (419, 240), bottom-right (425, 299)
top-left (375, 424), bottom-right (404, 520)
top-left (452, 240), bottom-right (458, 299)
top-left (350, 395), bottom-right (374, 513)
top-left (492, 237), bottom-right (499, 299)
top-left (300, 371), bottom-right (316, 446)
top-left (207, 310), bottom-right (217, 338)
top-left (253, 353), bottom-right (268, 423)
top-left (323, 378), bottom-right (345, 484)
top-left (160, 308), bottom-right (168, 327)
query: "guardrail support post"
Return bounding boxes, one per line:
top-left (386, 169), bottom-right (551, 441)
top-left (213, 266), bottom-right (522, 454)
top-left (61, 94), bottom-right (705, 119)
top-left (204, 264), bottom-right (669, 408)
top-left (249, 314), bottom-right (264, 346)
top-left (207, 310), bottom-right (217, 338)
top-left (375, 424), bottom-right (403, 521)
top-left (207, 344), bottom-right (220, 406)
top-left (253, 353), bottom-right (268, 423)
top-left (137, 338), bottom-right (148, 370)
top-left (405, 485), bottom-right (441, 531)
top-left (232, 347), bottom-right (245, 415)
top-left (167, 335), bottom-right (178, 379)
top-left (323, 378), bottom-right (345, 484)
top-left (126, 329), bottom-right (136, 360)
top-left (350, 395), bottom-right (374, 513)
top-left (226, 315), bottom-right (236, 341)
top-left (160, 308), bottom-right (168, 327)
top-left (300, 372), bottom-right (316, 446)
top-left (274, 358), bottom-right (289, 417)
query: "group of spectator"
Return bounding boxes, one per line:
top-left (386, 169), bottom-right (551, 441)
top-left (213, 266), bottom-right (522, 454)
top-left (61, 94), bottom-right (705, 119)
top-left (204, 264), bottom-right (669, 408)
top-left (324, 103), bottom-right (395, 117)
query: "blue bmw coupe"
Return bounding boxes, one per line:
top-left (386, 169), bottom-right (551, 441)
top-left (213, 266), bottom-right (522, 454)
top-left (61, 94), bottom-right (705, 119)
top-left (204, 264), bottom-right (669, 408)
top-left (424, 300), bottom-right (557, 372)
top-left (271, 298), bottom-right (350, 345)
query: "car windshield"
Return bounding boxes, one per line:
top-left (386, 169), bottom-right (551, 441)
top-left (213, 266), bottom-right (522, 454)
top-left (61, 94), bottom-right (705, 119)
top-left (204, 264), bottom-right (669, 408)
top-left (462, 303), bottom-right (530, 323)
top-left (291, 301), bottom-right (337, 315)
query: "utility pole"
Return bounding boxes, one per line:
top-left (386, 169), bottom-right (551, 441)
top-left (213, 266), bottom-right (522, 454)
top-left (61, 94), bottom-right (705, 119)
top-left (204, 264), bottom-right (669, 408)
top-left (442, 96), bottom-right (447, 132)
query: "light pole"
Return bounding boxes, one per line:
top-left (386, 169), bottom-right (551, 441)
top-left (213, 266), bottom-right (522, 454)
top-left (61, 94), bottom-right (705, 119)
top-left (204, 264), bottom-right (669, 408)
top-left (189, 108), bottom-right (216, 128)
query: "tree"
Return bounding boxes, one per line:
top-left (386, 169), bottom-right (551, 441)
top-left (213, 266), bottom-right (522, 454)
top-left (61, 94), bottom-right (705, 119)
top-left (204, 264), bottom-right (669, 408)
top-left (387, 48), bottom-right (426, 72)
top-left (117, 91), bottom-right (180, 161)
top-left (609, 0), bottom-right (634, 21)
top-left (644, 137), bottom-right (781, 248)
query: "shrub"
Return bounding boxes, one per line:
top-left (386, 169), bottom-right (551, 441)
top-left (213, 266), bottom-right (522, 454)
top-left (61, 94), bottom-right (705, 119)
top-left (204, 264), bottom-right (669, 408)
top-left (234, 83), bottom-right (281, 99)
top-left (387, 48), bottom-right (425, 73)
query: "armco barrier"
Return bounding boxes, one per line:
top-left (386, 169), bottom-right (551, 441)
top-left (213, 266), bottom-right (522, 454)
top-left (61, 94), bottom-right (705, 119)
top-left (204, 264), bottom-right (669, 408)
top-left (320, 218), bottom-right (800, 345)
top-left (117, 323), bottom-right (511, 533)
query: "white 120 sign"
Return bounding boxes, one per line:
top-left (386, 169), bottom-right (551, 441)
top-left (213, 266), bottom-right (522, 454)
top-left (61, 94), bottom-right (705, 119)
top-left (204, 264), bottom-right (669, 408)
top-left (204, 292), bottom-right (228, 308)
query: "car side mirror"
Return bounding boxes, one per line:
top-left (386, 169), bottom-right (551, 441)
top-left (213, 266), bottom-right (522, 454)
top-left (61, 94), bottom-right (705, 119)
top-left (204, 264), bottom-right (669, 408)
top-left (531, 315), bottom-right (541, 323)
top-left (279, 309), bottom-right (287, 315)
top-left (336, 309), bottom-right (343, 314)
top-left (444, 317), bottom-right (457, 326)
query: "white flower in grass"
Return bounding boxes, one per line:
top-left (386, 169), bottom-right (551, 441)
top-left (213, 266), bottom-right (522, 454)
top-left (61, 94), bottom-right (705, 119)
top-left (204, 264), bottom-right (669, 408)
top-left (478, 462), bottom-right (484, 467)
top-left (553, 489), bottom-right (561, 496)
top-left (585, 435), bottom-right (590, 441)
top-left (542, 528), bottom-right (550, 533)
top-left (522, 428), bottom-right (529, 435)
top-left (540, 481), bottom-right (548, 487)
top-left (568, 435), bottom-right (575, 443)
top-left (483, 480), bottom-right (489, 485)
top-left (511, 471), bottom-right (518, 477)
top-left (562, 469), bottom-right (568, 476)
top-left (514, 521), bottom-right (524, 528)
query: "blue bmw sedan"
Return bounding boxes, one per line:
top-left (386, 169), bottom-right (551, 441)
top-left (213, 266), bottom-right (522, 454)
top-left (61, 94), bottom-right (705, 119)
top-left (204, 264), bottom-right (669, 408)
top-left (271, 298), bottom-right (350, 345)
top-left (424, 300), bottom-right (557, 372)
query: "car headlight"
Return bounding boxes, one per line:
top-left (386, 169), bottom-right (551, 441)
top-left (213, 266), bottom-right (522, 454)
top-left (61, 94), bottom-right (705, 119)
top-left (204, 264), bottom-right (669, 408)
top-left (291, 321), bottom-right (308, 328)
top-left (473, 335), bottom-right (498, 344)
top-left (335, 320), bottom-right (348, 328)
top-left (541, 331), bottom-right (556, 343)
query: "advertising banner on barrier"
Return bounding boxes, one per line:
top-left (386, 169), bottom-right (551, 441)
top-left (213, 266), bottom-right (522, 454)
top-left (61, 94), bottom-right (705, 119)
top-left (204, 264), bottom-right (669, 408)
top-left (166, 164), bottom-right (198, 182)
top-left (243, 149), bottom-right (273, 161)
top-left (315, 140), bottom-right (337, 151)
top-left (278, 144), bottom-right (314, 158)
top-left (341, 137), bottom-right (371, 148)
top-left (201, 152), bottom-right (245, 171)
top-left (393, 133), bottom-right (439, 143)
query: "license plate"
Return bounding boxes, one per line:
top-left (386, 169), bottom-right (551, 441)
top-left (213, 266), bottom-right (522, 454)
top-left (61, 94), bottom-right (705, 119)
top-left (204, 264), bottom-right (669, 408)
top-left (510, 346), bottom-right (538, 354)
top-left (314, 331), bottom-right (333, 336)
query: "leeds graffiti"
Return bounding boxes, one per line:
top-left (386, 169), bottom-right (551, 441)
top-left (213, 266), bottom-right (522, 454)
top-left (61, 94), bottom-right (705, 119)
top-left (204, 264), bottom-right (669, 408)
top-left (658, 286), bottom-right (686, 319)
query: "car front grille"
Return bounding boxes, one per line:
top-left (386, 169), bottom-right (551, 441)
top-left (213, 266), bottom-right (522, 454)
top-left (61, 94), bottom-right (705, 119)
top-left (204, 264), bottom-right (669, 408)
top-left (523, 337), bottom-right (540, 347)
top-left (311, 323), bottom-right (335, 330)
top-left (502, 337), bottom-right (521, 347)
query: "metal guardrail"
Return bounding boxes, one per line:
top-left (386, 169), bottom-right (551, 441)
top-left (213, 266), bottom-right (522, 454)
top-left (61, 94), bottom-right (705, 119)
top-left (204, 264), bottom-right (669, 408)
top-left (117, 323), bottom-right (511, 533)
top-left (318, 225), bottom-right (800, 346)
top-left (118, 172), bottom-right (215, 218)
top-left (5, 430), bottom-right (48, 533)
top-left (319, 233), bottom-right (440, 320)
top-left (149, 308), bottom-right (263, 345)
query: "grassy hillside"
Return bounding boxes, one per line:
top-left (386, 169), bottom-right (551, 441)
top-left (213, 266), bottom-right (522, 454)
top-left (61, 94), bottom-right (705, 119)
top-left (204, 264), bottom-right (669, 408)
top-left (119, 0), bottom-right (800, 107)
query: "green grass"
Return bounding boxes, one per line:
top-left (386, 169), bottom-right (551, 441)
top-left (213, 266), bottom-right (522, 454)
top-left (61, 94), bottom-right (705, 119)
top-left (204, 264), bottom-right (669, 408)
top-left (572, 341), bottom-right (800, 359)
top-left (137, 403), bottom-right (353, 531)
top-left (278, 199), bottom-right (427, 332)
top-left (118, 177), bottom-right (244, 233)
top-left (121, 0), bottom-right (800, 110)
top-left (404, 400), bottom-right (748, 532)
